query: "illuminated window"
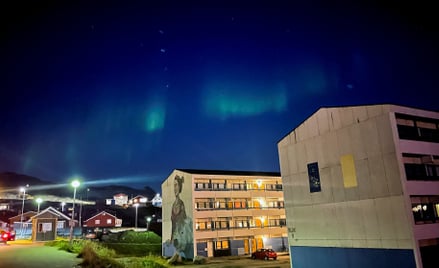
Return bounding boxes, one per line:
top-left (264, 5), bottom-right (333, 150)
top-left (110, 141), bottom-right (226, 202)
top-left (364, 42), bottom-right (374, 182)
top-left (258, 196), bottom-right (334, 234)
top-left (95, 219), bottom-right (100, 225)
top-left (107, 219), bottom-right (112, 224)
top-left (216, 240), bottom-right (229, 249)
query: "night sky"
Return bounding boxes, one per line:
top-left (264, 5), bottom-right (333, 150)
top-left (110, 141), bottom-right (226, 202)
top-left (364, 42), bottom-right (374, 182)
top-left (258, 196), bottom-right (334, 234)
top-left (1, 1), bottom-right (438, 192)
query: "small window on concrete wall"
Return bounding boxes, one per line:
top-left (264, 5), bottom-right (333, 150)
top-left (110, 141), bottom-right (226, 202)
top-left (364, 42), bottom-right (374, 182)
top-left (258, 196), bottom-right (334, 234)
top-left (307, 162), bottom-right (321, 193)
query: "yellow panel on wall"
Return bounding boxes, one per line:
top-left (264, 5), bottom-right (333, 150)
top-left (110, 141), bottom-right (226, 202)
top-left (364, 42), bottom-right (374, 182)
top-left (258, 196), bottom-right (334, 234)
top-left (341, 154), bottom-right (358, 188)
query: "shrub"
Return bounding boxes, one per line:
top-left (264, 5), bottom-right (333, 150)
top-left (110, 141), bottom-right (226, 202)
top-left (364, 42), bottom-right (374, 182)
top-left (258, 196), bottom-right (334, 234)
top-left (45, 238), bottom-right (84, 254)
top-left (79, 242), bottom-right (123, 268)
top-left (118, 256), bottom-right (170, 268)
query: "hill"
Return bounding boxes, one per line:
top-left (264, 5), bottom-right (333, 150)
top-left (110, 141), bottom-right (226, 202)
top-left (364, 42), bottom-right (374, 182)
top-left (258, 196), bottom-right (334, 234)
top-left (0, 172), bottom-right (156, 200)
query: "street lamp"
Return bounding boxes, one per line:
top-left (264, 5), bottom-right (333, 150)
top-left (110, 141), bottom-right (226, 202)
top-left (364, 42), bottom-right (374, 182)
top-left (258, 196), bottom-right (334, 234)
top-left (134, 203), bottom-right (139, 229)
top-left (36, 197), bottom-right (43, 213)
top-left (19, 184), bottom-right (29, 236)
top-left (69, 179), bottom-right (80, 243)
top-left (146, 217), bottom-right (152, 231)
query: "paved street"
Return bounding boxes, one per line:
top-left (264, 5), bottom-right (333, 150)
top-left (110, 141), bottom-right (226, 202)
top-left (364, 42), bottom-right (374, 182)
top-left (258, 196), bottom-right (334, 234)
top-left (181, 253), bottom-right (291, 268)
top-left (0, 242), bottom-right (81, 268)
top-left (0, 241), bottom-right (291, 268)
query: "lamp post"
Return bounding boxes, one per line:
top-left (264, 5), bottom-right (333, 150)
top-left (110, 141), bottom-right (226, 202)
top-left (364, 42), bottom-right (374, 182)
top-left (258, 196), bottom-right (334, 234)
top-left (36, 197), bottom-right (43, 213)
top-left (69, 179), bottom-right (80, 244)
top-left (134, 203), bottom-right (139, 229)
top-left (19, 184), bottom-right (29, 236)
top-left (146, 217), bottom-right (151, 231)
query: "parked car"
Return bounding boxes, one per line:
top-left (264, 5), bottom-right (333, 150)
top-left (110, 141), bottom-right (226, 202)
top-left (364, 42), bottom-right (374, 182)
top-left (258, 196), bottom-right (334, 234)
top-left (0, 228), bottom-right (14, 244)
top-left (251, 248), bottom-right (277, 260)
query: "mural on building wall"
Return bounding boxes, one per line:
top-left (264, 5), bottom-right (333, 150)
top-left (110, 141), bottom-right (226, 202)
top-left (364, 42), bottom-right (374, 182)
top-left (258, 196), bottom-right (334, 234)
top-left (171, 175), bottom-right (194, 259)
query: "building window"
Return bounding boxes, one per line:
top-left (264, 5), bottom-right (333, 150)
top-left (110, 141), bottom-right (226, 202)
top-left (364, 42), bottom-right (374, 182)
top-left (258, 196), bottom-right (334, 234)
top-left (107, 219), bottom-right (112, 224)
top-left (269, 218), bottom-right (287, 227)
top-left (396, 113), bottom-right (439, 143)
top-left (403, 153), bottom-right (439, 181)
top-left (232, 183), bottom-right (246, 190)
top-left (265, 183), bottom-right (283, 191)
top-left (233, 199), bottom-right (247, 209)
top-left (411, 196), bottom-right (439, 224)
top-left (195, 199), bottom-right (214, 210)
top-left (214, 199), bottom-right (228, 209)
top-left (307, 162), bottom-right (321, 192)
top-left (95, 219), bottom-right (100, 225)
top-left (214, 218), bottom-right (229, 230)
top-left (194, 180), bottom-right (211, 190)
top-left (268, 200), bottom-right (284, 208)
top-left (195, 219), bottom-right (211, 231)
top-left (211, 180), bottom-right (226, 190)
top-left (216, 240), bottom-right (229, 249)
top-left (234, 218), bottom-right (249, 228)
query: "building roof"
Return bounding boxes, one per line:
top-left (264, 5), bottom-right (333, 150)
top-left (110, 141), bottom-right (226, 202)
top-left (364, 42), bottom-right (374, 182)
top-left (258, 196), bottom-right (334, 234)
top-left (175, 169), bottom-right (280, 177)
top-left (31, 206), bottom-right (71, 221)
top-left (84, 211), bottom-right (119, 222)
top-left (277, 103), bottom-right (439, 142)
top-left (9, 211), bottom-right (37, 220)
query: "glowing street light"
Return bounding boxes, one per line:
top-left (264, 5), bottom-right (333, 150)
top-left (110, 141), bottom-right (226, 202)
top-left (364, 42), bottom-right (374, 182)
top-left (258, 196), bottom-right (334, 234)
top-left (19, 184), bottom-right (29, 235)
top-left (36, 197), bottom-right (43, 213)
top-left (146, 217), bottom-right (152, 231)
top-left (134, 203), bottom-right (139, 229)
top-left (69, 179), bottom-right (80, 243)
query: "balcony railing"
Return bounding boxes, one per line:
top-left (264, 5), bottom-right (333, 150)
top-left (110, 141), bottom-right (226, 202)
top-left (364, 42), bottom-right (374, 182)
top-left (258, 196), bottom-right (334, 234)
top-left (195, 203), bottom-right (285, 211)
top-left (195, 221), bottom-right (287, 231)
top-left (194, 183), bottom-right (283, 191)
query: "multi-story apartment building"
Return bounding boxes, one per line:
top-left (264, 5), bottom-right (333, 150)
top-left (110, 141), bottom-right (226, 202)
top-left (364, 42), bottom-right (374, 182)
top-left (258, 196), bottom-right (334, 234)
top-left (162, 169), bottom-right (287, 259)
top-left (277, 104), bottom-right (438, 268)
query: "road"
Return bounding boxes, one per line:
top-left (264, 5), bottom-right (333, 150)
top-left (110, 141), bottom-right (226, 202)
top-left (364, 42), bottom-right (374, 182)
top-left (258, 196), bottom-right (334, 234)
top-left (0, 242), bottom-right (81, 268)
top-left (181, 253), bottom-right (291, 268)
top-left (0, 242), bottom-right (291, 268)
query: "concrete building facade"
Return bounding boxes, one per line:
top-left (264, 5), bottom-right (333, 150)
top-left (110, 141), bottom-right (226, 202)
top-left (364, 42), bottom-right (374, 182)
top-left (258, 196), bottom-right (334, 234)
top-left (162, 169), bottom-right (287, 259)
top-left (278, 104), bottom-right (439, 268)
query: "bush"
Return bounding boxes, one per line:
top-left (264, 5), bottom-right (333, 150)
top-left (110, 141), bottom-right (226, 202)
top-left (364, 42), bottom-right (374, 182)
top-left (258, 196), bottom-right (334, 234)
top-left (79, 242), bottom-right (123, 268)
top-left (45, 238), bottom-right (84, 254)
top-left (102, 230), bottom-right (162, 256)
top-left (118, 255), bottom-right (170, 268)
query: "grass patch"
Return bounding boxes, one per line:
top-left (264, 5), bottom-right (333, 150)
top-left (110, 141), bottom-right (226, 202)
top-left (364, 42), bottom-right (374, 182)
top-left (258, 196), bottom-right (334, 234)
top-left (117, 255), bottom-right (171, 268)
top-left (79, 242), bottom-right (123, 268)
top-left (45, 238), bottom-right (84, 254)
top-left (102, 230), bottom-right (162, 256)
top-left (46, 230), bottom-right (167, 267)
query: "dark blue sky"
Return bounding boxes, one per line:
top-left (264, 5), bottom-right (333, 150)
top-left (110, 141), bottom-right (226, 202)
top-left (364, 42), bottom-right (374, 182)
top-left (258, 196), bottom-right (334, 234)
top-left (1, 1), bottom-right (438, 192)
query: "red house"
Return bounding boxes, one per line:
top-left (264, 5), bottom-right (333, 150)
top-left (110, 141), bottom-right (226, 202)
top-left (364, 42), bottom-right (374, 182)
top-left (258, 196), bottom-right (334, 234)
top-left (83, 211), bottom-right (122, 228)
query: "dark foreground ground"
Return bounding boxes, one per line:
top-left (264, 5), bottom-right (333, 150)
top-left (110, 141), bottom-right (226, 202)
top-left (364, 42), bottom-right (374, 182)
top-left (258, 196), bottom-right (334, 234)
top-left (0, 242), bottom-right (81, 268)
top-left (181, 253), bottom-right (291, 268)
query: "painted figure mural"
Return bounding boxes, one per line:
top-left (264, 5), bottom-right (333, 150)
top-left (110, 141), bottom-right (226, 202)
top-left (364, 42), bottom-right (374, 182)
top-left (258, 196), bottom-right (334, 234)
top-left (171, 175), bottom-right (194, 259)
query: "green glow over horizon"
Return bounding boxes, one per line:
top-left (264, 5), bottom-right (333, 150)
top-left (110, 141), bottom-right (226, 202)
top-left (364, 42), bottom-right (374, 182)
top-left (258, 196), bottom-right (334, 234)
top-left (143, 101), bottom-right (166, 132)
top-left (203, 85), bottom-right (287, 119)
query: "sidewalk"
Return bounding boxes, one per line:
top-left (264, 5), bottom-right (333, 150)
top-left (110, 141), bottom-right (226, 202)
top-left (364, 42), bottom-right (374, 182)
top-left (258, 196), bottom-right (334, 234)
top-left (183, 253), bottom-right (291, 268)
